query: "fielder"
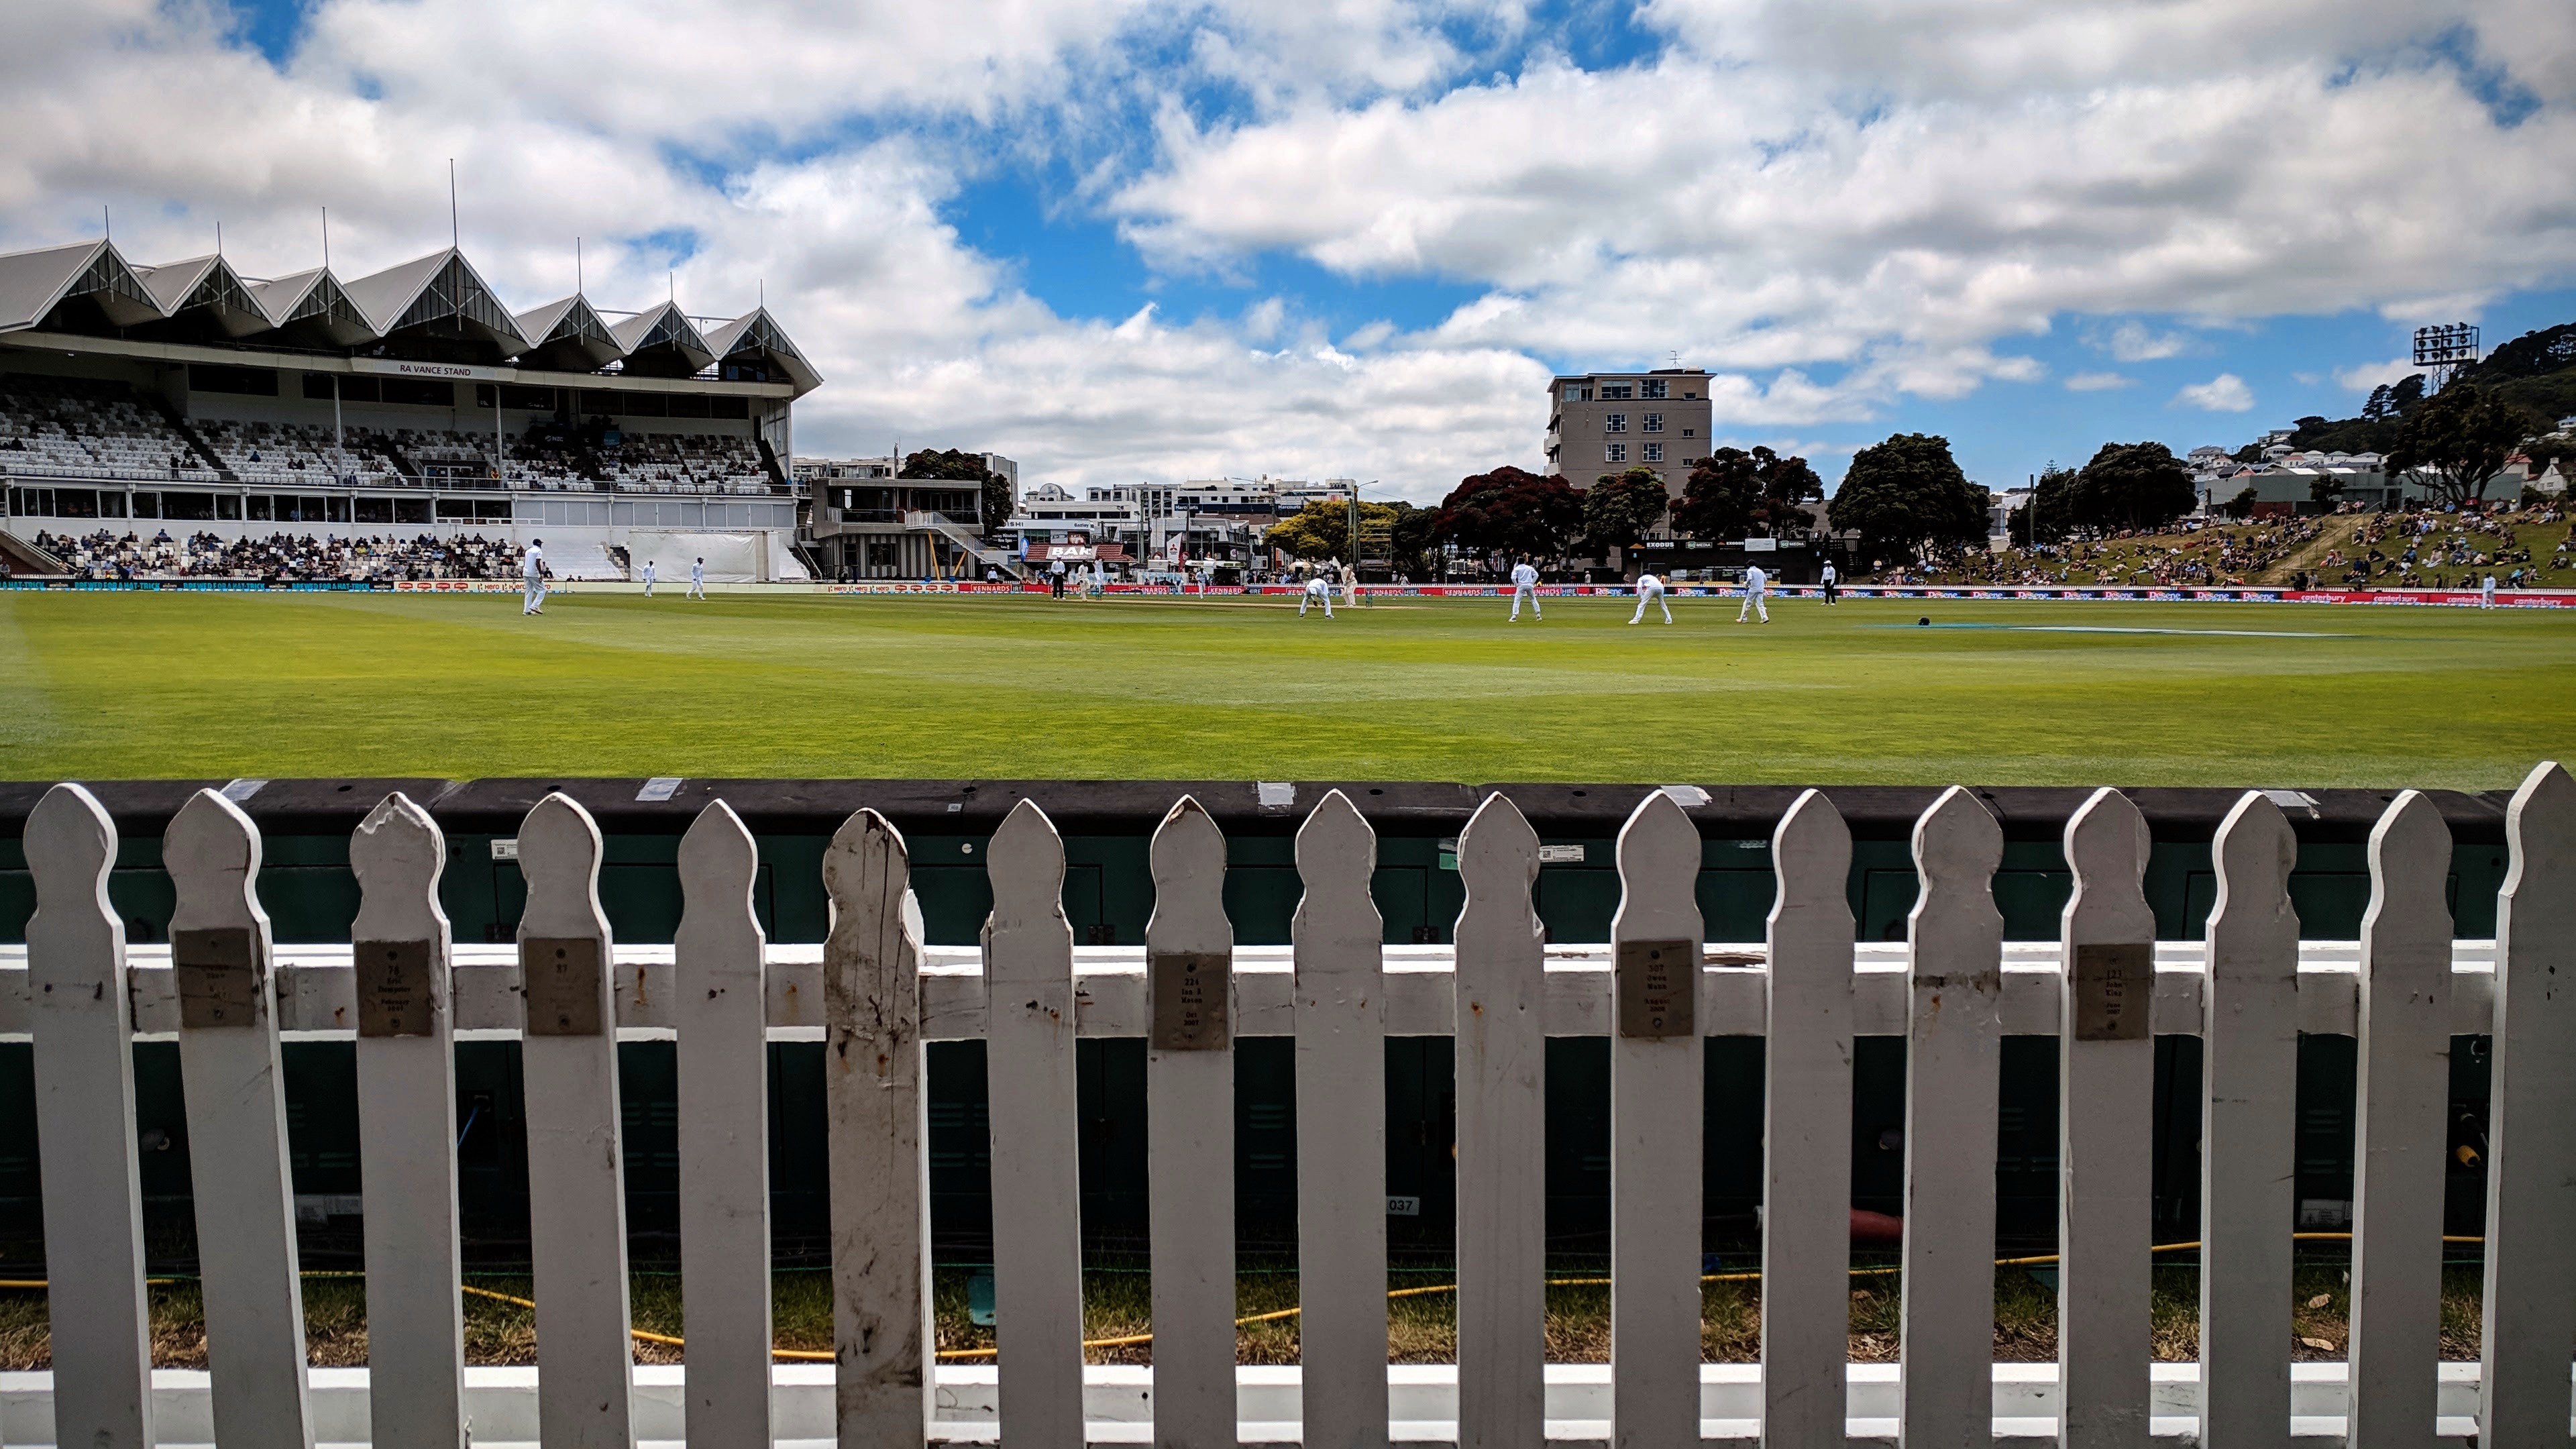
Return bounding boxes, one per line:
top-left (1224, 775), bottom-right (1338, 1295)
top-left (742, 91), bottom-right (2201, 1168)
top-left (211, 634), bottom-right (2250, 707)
top-left (1508, 559), bottom-right (1542, 621)
top-left (2481, 573), bottom-right (2497, 608)
top-left (1629, 572), bottom-right (1671, 624)
top-left (641, 559), bottom-right (656, 597)
top-left (1299, 574), bottom-right (1334, 618)
top-left (521, 538), bottom-right (547, 616)
top-left (689, 557), bottom-right (706, 599)
top-left (1341, 559), bottom-right (1360, 608)
top-left (1737, 562), bottom-right (1770, 623)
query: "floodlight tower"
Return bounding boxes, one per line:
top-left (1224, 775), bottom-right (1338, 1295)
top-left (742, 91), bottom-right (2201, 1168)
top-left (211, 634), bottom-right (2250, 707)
top-left (2412, 323), bottom-right (2480, 392)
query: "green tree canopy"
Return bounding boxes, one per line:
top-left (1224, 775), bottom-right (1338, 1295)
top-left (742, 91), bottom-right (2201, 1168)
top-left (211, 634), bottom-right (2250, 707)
top-left (2067, 441), bottom-right (2196, 532)
top-left (2007, 462), bottom-right (2078, 547)
top-left (900, 447), bottom-right (1014, 537)
top-left (1825, 433), bottom-right (1989, 560)
top-left (2383, 384), bottom-right (2530, 505)
top-left (1670, 447), bottom-right (1821, 540)
top-left (1265, 499), bottom-right (1419, 564)
top-left (1582, 468), bottom-right (1669, 553)
top-left (1429, 467), bottom-right (1585, 565)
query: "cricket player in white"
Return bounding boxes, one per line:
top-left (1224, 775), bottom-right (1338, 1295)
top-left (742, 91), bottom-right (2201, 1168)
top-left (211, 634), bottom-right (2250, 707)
top-left (522, 539), bottom-right (547, 615)
top-left (2481, 573), bottom-right (2497, 608)
top-left (641, 559), bottom-right (655, 597)
top-left (1819, 561), bottom-right (1838, 605)
top-left (1507, 559), bottom-right (1542, 621)
top-left (1629, 572), bottom-right (1671, 624)
top-left (1737, 562), bottom-right (1770, 623)
top-left (1299, 574), bottom-right (1334, 618)
top-left (688, 557), bottom-right (706, 599)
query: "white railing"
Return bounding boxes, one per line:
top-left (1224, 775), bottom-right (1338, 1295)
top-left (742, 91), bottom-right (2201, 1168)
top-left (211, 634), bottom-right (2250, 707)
top-left (11, 768), bottom-right (2574, 1447)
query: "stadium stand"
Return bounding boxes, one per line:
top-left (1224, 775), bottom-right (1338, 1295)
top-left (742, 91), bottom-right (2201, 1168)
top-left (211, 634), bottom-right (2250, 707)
top-left (0, 235), bottom-right (820, 580)
top-left (33, 528), bottom-right (524, 581)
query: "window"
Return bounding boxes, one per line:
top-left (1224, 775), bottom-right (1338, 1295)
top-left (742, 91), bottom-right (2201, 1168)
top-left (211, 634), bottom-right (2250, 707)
top-left (1599, 382), bottom-right (1633, 400)
top-left (1643, 413), bottom-right (1663, 433)
top-left (1605, 443), bottom-right (1627, 462)
top-left (1683, 390), bottom-right (1699, 399)
top-left (1605, 413), bottom-right (1627, 433)
top-left (1642, 380), bottom-right (1669, 399)
top-left (189, 364), bottom-right (278, 397)
top-left (246, 495), bottom-right (274, 521)
top-left (132, 492), bottom-right (159, 519)
top-left (1562, 384), bottom-right (1584, 401)
top-left (1682, 427), bottom-right (1696, 438)
top-left (1643, 443), bottom-right (1664, 462)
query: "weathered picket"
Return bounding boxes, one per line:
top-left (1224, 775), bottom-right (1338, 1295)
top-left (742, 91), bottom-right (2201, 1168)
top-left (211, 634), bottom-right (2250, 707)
top-left (11, 767), bottom-right (2575, 1447)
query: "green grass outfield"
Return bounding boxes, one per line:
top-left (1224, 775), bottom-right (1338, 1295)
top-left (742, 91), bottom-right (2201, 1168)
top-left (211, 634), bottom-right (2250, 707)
top-left (2, 588), bottom-right (2569, 786)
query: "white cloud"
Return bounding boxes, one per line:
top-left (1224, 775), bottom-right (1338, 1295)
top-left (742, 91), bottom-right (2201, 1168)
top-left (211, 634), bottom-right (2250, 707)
top-left (2334, 356), bottom-right (2422, 392)
top-left (2065, 371), bottom-right (2133, 392)
top-left (2174, 374), bottom-right (2255, 412)
top-left (2094, 321), bottom-right (2189, 362)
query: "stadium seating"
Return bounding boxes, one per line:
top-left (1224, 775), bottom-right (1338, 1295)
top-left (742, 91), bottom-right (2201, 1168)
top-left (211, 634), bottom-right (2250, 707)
top-left (32, 528), bottom-right (527, 581)
top-left (0, 376), bottom-right (219, 482)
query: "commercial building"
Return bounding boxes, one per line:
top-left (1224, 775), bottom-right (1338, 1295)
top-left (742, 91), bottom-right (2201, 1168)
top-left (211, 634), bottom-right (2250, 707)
top-left (1544, 369), bottom-right (1713, 498)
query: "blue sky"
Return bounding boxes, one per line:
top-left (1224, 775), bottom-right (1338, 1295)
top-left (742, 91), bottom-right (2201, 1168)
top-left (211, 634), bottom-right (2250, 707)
top-left (11, 0), bottom-right (2572, 498)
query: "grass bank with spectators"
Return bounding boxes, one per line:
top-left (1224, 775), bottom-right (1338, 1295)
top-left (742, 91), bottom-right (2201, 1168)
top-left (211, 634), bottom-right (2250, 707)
top-left (3, 588), bottom-right (2568, 786)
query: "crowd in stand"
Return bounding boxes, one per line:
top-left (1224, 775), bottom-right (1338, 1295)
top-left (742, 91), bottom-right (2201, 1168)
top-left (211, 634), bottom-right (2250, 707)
top-left (30, 529), bottom-right (524, 582)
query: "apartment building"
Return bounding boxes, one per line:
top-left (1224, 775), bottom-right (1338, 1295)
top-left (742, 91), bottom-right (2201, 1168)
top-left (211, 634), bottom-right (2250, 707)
top-left (1544, 369), bottom-right (1713, 498)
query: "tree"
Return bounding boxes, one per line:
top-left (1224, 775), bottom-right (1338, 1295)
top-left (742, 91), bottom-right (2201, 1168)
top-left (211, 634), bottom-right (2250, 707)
top-left (2222, 485), bottom-right (2258, 520)
top-left (2383, 384), bottom-right (2529, 505)
top-left (2362, 384), bottom-right (2398, 421)
top-left (1752, 450), bottom-right (1825, 535)
top-left (1583, 468), bottom-right (1668, 553)
top-left (1825, 433), bottom-right (1989, 560)
top-left (1670, 446), bottom-right (1821, 540)
top-left (1265, 498), bottom-right (1428, 569)
top-left (1428, 467), bottom-right (1585, 567)
top-left (900, 447), bottom-right (1013, 537)
top-left (2308, 473), bottom-right (2346, 506)
top-left (2007, 463), bottom-right (2078, 546)
top-left (2066, 441), bottom-right (2195, 532)
top-left (1387, 505), bottom-right (1437, 578)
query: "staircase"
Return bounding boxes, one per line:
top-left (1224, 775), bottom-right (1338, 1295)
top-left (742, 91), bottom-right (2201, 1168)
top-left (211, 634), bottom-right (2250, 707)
top-left (908, 511), bottom-right (1024, 580)
top-left (144, 396), bottom-right (236, 482)
top-left (0, 529), bottom-right (70, 575)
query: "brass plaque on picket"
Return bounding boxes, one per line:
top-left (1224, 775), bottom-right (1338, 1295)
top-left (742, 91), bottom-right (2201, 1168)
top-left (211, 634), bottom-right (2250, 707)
top-left (356, 939), bottom-right (439, 1038)
top-left (2073, 941), bottom-right (2152, 1042)
top-left (1617, 938), bottom-right (1697, 1039)
top-left (1150, 951), bottom-right (1231, 1051)
top-left (173, 926), bottom-right (261, 1029)
top-left (521, 937), bottom-right (605, 1036)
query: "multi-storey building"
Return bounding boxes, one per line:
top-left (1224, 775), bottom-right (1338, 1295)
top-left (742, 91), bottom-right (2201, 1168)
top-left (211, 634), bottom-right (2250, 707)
top-left (1543, 368), bottom-right (1713, 499)
top-left (794, 451), bottom-right (1018, 579)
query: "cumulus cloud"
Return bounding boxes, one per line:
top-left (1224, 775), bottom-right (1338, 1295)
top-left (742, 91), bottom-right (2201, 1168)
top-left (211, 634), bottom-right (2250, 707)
top-left (2093, 322), bottom-right (2189, 362)
top-left (2065, 372), bottom-right (2133, 392)
top-left (2175, 374), bottom-right (2255, 412)
top-left (2334, 356), bottom-right (2423, 392)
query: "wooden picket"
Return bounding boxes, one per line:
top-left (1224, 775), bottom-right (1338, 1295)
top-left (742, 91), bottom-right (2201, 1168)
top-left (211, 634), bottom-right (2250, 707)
top-left (348, 791), bottom-right (467, 1449)
top-left (1898, 786), bottom-right (2004, 1449)
top-left (10, 771), bottom-right (2570, 1447)
top-left (165, 788), bottom-right (316, 1449)
top-left (1295, 788), bottom-right (1390, 1449)
top-left (1763, 788), bottom-right (1856, 1445)
top-left (675, 799), bottom-right (773, 1446)
top-left (515, 791), bottom-right (637, 1449)
top-left (983, 798), bottom-right (1086, 1446)
top-left (821, 806), bottom-right (933, 1445)
top-left (1452, 792), bottom-right (1546, 1449)
top-left (2196, 792), bottom-right (2300, 1449)
top-left (2479, 761), bottom-right (2576, 1445)
top-left (24, 783), bottom-right (154, 1449)
top-left (1608, 789), bottom-right (1704, 1449)
top-left (1144, 794), bottom-right (1238, 1449)
top-left (2346, 790), bottom-right (2455, 1449)
top-left (2056, 787), bottom-right (2155, 1449)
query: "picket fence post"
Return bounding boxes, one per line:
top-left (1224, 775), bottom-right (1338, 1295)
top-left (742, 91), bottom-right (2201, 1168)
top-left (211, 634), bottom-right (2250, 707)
top-left (349, 792), bottom-right (466, 1449)
top-left (516, 792), bottom-right (636, 1449)
top-left (2057, 787), bottom-right (2155, 1449)
top-left (676, 799), bottom-right (772, 1446)
top-left (1899, 786), bottom-right (2005, 1448)
top-left (1145, 794), bottom-right (1237, 1448)
top-left (1764, 789), bottom-right (1855, 1445)
top-left (1452, 792), bottom-right (1546, 1449)
top-left (2478, 761), bottom-right (2576, 1444)
top-left (166, 787), bottom-right (316, 1449)
top-left (1608, 789), bottom-right (1704, 1449)
top-left (822, 808), bottom-right (932, 1446)
top-left (1295, 789), bottom-right (1389, 1449)
top-left (2346, 791), bottom-right (2453, 1449)
top-left (2197, 792), bottom-right (2300, 1449)
top-left (983, 798), bottom-right (1085, 1446)
top-left (25, 783), bottom-right (154, 1449)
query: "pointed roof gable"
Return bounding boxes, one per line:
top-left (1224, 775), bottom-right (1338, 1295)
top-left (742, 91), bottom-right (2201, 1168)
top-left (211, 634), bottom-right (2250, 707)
top-left (701, 307), bottom-right (822, 392)
top-left (342, 248), bottom-right (531, 352)
top-left (0, 239), bottom-right (161, 332)
top-left (608, 301), bottom-right (714, 374)
top-left (249, 268), bottom-right (378, 345)
top-left (134, 254), bottom-right (270, 337)
top-left (512, 294), bottom-right (624, 371)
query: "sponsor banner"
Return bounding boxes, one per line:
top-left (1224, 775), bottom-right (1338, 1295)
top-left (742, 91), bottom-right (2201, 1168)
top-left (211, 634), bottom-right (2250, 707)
top-left (388, 580), bottom-right (521, 593)
top-left (824, 581), bottom-right (963, 595)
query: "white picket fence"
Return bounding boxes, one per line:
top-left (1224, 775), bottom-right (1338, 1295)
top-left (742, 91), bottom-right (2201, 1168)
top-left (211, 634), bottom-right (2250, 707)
top-left (9, 767), bottom-right (2575, 1448)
